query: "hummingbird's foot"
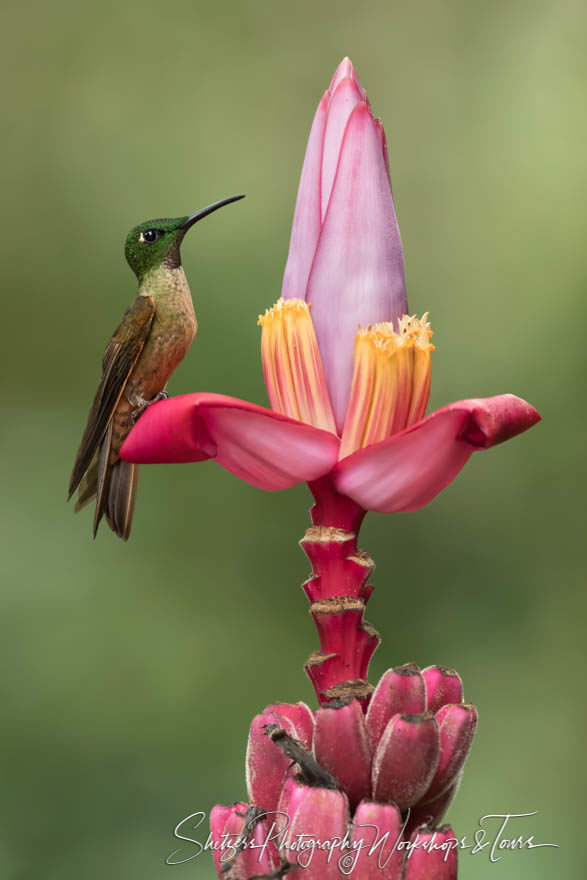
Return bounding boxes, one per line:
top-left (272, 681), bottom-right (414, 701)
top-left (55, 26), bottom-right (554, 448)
top-left (129, 390), bottom-right (169, 424)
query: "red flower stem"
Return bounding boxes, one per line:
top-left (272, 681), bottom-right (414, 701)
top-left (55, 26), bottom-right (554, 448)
top-left (302, 476), bottom-right (380, 707)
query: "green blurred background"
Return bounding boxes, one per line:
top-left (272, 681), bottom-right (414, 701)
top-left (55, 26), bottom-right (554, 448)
top-left (1, 1), bottom-right (585, 877)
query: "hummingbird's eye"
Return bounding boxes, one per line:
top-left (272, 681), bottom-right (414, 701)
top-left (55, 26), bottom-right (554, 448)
top-left (141, 229), bottom-right (160, 244)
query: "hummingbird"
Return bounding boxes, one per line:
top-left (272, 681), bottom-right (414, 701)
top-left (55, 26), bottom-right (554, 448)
top-left (68, 194), bottom-right (245, 541)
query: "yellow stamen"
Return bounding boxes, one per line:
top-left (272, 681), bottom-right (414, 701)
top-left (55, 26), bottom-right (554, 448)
top-left (258, 298), bottom-right (336, 433)
top-left (339, 314), bottom-right (434, 459)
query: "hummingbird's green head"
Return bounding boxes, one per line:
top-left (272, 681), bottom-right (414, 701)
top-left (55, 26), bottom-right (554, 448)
top-left (124, 195), bottom-right (245, 282)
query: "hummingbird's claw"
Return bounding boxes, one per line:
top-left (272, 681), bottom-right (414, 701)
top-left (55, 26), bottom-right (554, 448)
top-left (130, 390), bottom-right (169, 424)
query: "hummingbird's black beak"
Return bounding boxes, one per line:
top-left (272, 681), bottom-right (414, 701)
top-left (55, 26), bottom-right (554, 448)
top-left (182, 195), bottom-right (245, 231)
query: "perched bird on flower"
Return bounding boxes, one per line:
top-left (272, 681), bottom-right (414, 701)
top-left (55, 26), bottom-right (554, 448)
top-left (121, 52), bottom-right (540, 705)
top-left (121, 60), bottom-right (539, 521)
top-left (68, 195), bottom-right (244, 540)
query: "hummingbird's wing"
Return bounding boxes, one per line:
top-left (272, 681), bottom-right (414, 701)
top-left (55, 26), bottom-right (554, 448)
top-left (68, 294), bottom-right (156, 499)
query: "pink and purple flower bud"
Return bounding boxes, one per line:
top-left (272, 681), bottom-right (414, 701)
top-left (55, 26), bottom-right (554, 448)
top-left (281, 57), bottom-right (407, 431)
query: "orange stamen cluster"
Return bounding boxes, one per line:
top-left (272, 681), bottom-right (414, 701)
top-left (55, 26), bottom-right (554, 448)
top-left (258, 299), bottom-right (336, 433)
top-left (339, 314), bottom-right (434, 459)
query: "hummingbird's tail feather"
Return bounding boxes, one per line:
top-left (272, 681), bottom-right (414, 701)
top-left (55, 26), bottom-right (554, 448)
top-left (93, 421), bottom-right (113, 538)
top-left (74, 452), bottom-right (99, 512)
top-left (72, 419), bottom-right (137, 540)
top-left (90, 421), bottom-right (137, 541)
top-left (105, 460), bottom-right (139, 542)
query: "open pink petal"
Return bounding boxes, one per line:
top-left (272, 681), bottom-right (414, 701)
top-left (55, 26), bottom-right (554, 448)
top-left (281, 92), bottom-right (328, 301)
top-left (307, 102), bottom-right (407, 431)
top-left (333, 395), bottom-right (540, 512)
top-left (121, 393), bottom-right (340, 491)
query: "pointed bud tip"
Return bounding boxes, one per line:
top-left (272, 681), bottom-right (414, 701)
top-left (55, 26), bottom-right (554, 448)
top-left (329, 56), bottom-right (366, 98)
